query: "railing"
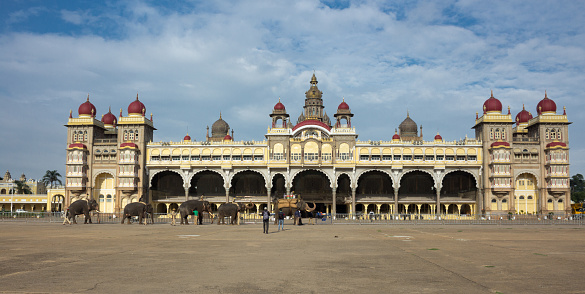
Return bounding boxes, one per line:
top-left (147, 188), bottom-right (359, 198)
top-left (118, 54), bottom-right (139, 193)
top-left (1, 212), bottom-right (583, 225)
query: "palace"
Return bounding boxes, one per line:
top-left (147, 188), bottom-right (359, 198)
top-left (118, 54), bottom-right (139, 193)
top-left (64, 74), bottom-right (571, 216)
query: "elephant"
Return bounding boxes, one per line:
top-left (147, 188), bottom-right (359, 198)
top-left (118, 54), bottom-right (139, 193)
top-left (121, 202), bottom-right (153, 225)
top-left (179, 200), bottom-right (214, 225)
top-left (273, 198), bottom-right (316, 224)
top-left (66, 199), bottom-right (99, 224)
top-left (216, 202), bottom-right (254, 225)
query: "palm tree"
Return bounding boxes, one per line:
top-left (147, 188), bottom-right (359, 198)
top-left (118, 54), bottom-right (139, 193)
top-left (14, 180), bottom-right (32, 194)
top-left (42, 170), bottom-right (63, 189)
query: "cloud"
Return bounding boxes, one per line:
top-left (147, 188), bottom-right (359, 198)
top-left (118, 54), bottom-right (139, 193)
top-left (0, 0), bottom-right (584, 179)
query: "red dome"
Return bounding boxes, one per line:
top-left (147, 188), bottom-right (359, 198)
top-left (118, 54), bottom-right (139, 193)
top-left (101, 107), bottom-right (117, 126)
top-left (515, 105), bottom-right (533, 124)
top-left (490, 141), bottom-right (510, 148)
top-left (274, 99), bottom-right (285, 110)
top-left (546, 141), bottom-right (567, 149)
top-left (338, 100), bottom-right (349, 110)
top-left (292, 119), bottom-right (332, 132)
top-left (392, 133), bottom-right (400, 140)
top-left (184, 134), bottom-right (191, 141)
top-left (483, 91), bottom-right (502, 113)
top-left (537, 92), bottom-right (556, 115)
top-left (78, 96), bottom-right (96, 117)
top-left (68, 143), bottom-right (88, 150)
top-left (128, 94), bottom-right (146, 116)
top-left (223, 134), bottom-right (232, 141)
top-left (434, 133), bottom-right (442, 141)
top-left (120, 142), bottom-right (138, 149)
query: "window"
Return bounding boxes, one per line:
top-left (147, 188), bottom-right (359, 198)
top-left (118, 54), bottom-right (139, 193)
top-left (322, 153), bottom-right (332, 161)
top-left (371, 155), bottom-right (381, 161)
top-left (446, 155), bottom-right (454, 161)
top-left (243, 155), bottom-right (253, 161)
top-left (134, 130), bottom-right (139, 141)
top-left (414, 155), bottom-right (423, 161)
top-left (161, 156), bottom-right (170, 161)
top-left (253, 155), bottom-right (263, 161)
top-left (545, 129), bottom-right (549, 140)
top-left (339, 153), bottom-right (350, 161)
top-left (468, 156), bottom-right (476, 161)
top-left (495, 129), bottom-right (500, 139)
top-left (124, 131), bottom-right (128, 141)
top-left (182, 156), bottom-right (189, 161)
top-left (403, 155), bottom-right (412, 161)
top-left (305, 153), bottom-right (318, 161)
top-left (172, 156), bottom-right (180, 161)
top-left (223, 155), bottom-right (231, 161)
top-left (436, 155), bottom-right (444, 161)
top-left (272, 153), bottom-right (284, 161)
top-left (456, 156), bottom-right (466, 161)
top-left (360, 155), bottom-right (369, 161)
top-left (393, 155), bottom-right (401, 161)
top-left (84, 131), bottom-right (88, 141)
top-left (557, 129), bottom-right (562, 140)
top-left (424, 156), bottom-right (435, 161)
top-left (129, 130), bottom-right (134, 141)
top-left (212, 156), bottom-right (221, 161)
top-left (201, 156), bottom-right (211, 161)
top-left (73, 131), bottom-right (78, 141)
top-left (489, 129), bottom-right (494, 140)
top-left (382, 155), bottom-right (392, 161)
top-left (491, 199), bottom-right (497, 203)
top-left (232, 155), bottom-right (241, 161)
top-left (291, 153), bottom-right (301, 161)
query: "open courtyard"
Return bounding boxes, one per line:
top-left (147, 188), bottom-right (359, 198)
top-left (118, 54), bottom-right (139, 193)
top-left (0, 222), bottom-right (584, 293)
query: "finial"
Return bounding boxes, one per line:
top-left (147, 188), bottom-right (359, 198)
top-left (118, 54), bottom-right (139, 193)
top-left (136, 93), bottom-right (139, 100)
top-left (563, 106), bottom-right (566, 115)
top-left (522, 104), bottom-right (525, 110)
top-left (394, 128), bottom-right (397, 134)
top-left (475, 112), bottom-right (478, 119)
top-left (109, 106), bottom-right (111, 113)
top-left (342, 97), bottom-right (345, 102)
top-left (490, 89), bottom-right (493, 98)
top-left (507, 106), bottom-right (510, 114)
top-left (101, 114), bottom-right (104, 119)
top-left (278, 97), bottom-right (281, 103)
top-left (69, 109), bottom-right (72, 118)
top-left (150, 113), bottom-right (153, 121)
top-left (407, 109), bottom-right (410, 117)
top-left (120, 108), bottom-right (123, 117)
top-left (87, 94), bottom-right (90, 102)
top-left (544, 90), bottom-right (548, 99)
top-left (219, 111), bottom-right (222, 119)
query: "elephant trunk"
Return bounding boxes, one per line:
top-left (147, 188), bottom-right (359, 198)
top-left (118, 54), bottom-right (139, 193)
top-left (306, 202), bottom-right (316, 212)
top-left (245, 202), bottom-right (254, 209)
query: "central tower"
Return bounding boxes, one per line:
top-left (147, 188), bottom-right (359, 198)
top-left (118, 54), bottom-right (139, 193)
top-left (297, 73), bottom-right (331, 126)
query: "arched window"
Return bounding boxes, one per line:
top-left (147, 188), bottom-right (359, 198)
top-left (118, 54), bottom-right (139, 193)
top-left (551, 130), bottom-right (556, 139)
top-left (495, 128), bottom-right (500, 139)
top-left (501, 129), bottom-right (506, 140)
top-left (545, 129), bottom-right (550, 140)
top-left (527, 196), bottom-right (533, 199)
top-left (129, 130), bottom-right (134, 141)
top-left (84, 131), bottom-right (88, 141)
top-left (519, 196), bottom-right (525, 199)
top-left (491, 199), bottom-right (497, 203)
top-left (73, 131), bottom-right (78, 141)
top-left (489, 129), bottom-right (494, 140)
top-left (547, 199), bottom-right (553, 203)
top-left (134, 130), bottom-right (139, 141)
top-left (124, 130), bottom-right (128, 141)
top-left (557, 129), bottom-right (562, 140)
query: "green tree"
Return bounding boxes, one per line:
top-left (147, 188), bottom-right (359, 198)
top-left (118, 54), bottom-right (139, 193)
top-left (14, 180), bottom-right (32, 194)
top-left (42, 170), bottom-right (63, 188)
top-left (570, 174), bottom-right (585, 203)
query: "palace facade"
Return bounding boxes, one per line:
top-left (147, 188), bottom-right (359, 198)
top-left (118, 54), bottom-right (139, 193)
top-left (64, 74), bottom-right (571, 216)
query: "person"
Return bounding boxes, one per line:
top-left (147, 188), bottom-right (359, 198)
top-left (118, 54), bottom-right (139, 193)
top-left (294, 209), bottom-right (299, 225)
top-left (277, 209), bottom-right (285, 231)
top-left (369, 210), bottom-right (375, 222)
top-left (193, 209), bottom-right (199, 225)
top-left (262, 207), bottom-right (270, 234)
top-left (295, 209), bottom-right (303, 226)
top-left (62, 208), bottom-right (71, 225)
top-left (170, 208), bottom-right (177, 226)
top-left (308, 211), bottom-right (314, 225)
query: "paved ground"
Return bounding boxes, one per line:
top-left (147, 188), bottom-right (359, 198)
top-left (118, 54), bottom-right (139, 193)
top-left (0, 222), bottom-right (584, 294)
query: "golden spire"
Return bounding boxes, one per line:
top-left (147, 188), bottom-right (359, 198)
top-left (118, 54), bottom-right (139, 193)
top-left (87, 94), bottom-right (90, 101)
top-left (136, 93), bottom-right (139, 100)
top-left (490, 89), bottom-right (493, 98)
top-left (544, 90), bottom-right (548, 99)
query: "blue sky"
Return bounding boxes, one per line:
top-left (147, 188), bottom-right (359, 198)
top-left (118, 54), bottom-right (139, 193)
top-left (1, 0), bottom-right (584, 180)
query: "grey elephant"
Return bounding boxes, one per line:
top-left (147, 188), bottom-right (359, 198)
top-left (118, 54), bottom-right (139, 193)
top-left (216, 202), bottom-right (254, 225)
top-left (121, 202), bottom-right (153, 225)
top-left (179, 200), bottom-right (214, 225)
top-left (66, 199), bottom-right (99, 224)
top-left (273, 198), bottom-right (316, 223)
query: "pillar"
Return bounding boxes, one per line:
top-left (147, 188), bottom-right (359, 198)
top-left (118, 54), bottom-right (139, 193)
top-left (184, 187), bottom-right (189, 201)
top-left (436, 189), bottom-right (441, 214)
top-left (393, 188), bottom-right (399, 216)
top-left (431, 204), bottom-right (436, 215)
top-left (351, 188), bottom-right (356, 217)
top-left (267, 189), bottom-right (272, 213)
top-left (332, 189), bottom-right (336, 216)
top-left (417, 204), bottom-right (421, 214)
top-left (376, 204), bottom-right (381, 214)
top-left (457, 204), bottom-right (462, 215)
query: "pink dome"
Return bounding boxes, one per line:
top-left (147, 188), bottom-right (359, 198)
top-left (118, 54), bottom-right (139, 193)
top-left (101, 107), bottom-right (117, 126)
top-left (515, 105), bottom-right (533, 124)
top-left (338, 100), bottom-right (349, 110)
top-left (128, 94), bottom-right (146, 116)
top-left (223, 134), bottom-right (232, 141)
top-left (483, 91), bottom-right (502, 114)
top-left (434, 133), bottom-right (442, 141)
top-left (537, 92), bottom-right (556, 115)
top-left (184, 134), bottom-right (191, 141)
top-left (392, 133), bottom-right (400, 140)
top-left (274, 99), bottom-right (285, 111)
top-left (78, 96), bottom-right (96, 117)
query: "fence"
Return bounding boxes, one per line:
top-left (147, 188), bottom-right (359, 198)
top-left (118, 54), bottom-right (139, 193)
top-left (1, 211), bottom-right (583, 225)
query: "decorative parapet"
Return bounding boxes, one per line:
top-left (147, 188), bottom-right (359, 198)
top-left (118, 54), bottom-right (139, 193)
top-left (67, 117), bottom-right (104, 127)
top-left (118, 116), bottom-right (155, 128)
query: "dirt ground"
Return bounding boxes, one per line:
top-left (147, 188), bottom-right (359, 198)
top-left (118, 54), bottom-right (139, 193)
top-left (0, 222), bottom-right (584, 294)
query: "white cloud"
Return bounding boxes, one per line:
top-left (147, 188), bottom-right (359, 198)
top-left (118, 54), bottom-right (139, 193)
top-left (0, 0), bottom-right (584, 178)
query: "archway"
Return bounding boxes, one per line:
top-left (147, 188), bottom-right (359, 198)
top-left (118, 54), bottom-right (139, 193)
top-left (336, 173), bottom-right (351, 214)
top-left (292, 170), bottom-right (332, 202)
top-left (189, 171), bottom-right (225, 197)
top-left (514, 173), bottom-right (538, 214)
top-left (229, 171), bottom-right (266, 197)
top-left (51, 195), bottom-right (65, 212)
top-left (420, 204), bottom-right (432, 214)
top-left (355, 204), bottom-right (365, 214)
top-left (398, 171), bottom-right (435, 200)
top-left (441, 171), bottom-right (477, 199)
top-left (95, 173), bottom-right (115, 213)
top-left (156, 203), bottom-right (167, 213)
top-left (447, 204), bottom-right (459, 214)
top-left (356, 170), bottom-right (393, 199)
top-left (151, 171), bottom-right (184, 201)
top-left (271, 174), bottom-right (286, 198)
top-left (461, 204), bottom-right (471, 215)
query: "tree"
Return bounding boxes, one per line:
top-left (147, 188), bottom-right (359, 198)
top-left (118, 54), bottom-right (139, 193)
top-left (14, 180), bottom-right (32, 194)
top-left (42, 170), bottom-right (63, 189)
top-left (570, 174), bottom-right (585, 203)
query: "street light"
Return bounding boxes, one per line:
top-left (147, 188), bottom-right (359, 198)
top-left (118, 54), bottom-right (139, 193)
top-left (10, 183), bottom-right (14, 215)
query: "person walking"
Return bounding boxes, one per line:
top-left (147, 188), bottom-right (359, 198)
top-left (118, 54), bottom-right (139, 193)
top-left (295, 209), bottom-right (303, 225)
top-left (278, 209), bottom-right (285, 231)
top-left (262, 207), bottom-right (270, 234)
top-left (193, 209), bottom-right (199, 226)
top-left (62, 208), bottom-right (71, 225)
top-left (170, 208), bottom-right (177, 226)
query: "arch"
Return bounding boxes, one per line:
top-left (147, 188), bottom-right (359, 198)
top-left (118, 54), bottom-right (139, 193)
top-left (305, 142), bottom-right (319, 153)
top-left (291, 169), bottom-right (334, 189)
top-left (398, 169), bottom-right (437, 188)
top-left (230, 169), bottom-right (269, 188)
top-left (336, 172), bottom-right (353, 194)
top-left (291, 169), bottom-right (333, 202)
top-left (398, 170), bottom-right (435, 200)
top-left (149, 169), bottom-right (186, 188)
top-left (441, 169), bottom-right (480, 189)
top-left (189, 170), bottom-right (226, 197)
top-left (1, 189), bottom-right (6, 194)
top-left (356, 170), bottom-right (393, 198)
top-left (513, 170), bottom-right (540, 188)
top-left (339, 143), bottom-right (350, 153)
top-left (271, 173), bottom-right (287, 198)
top-left (92, 170), bottom-right (116, 189)
top-left (229, 170), bottom-right (268, 197)
top-left (273, 143), bottom-right (284, 153)
top-left (156, 203), bottom-right (167, 213)
top-left (151, 170), bottom-right (185, 201)
top-left (440, 170), bottom-right (478, 200)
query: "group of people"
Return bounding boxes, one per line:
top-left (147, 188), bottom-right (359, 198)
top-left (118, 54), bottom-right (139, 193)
top-left (262, 208), bottom-right (325, 234)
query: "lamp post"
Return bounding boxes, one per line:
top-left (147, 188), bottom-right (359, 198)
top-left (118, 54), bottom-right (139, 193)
top-left (10, 183), bottom-right (14, 215)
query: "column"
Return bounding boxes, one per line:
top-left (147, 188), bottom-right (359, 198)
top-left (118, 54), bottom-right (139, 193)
top-left (225, 188), bottom-right (230, 203)
top-left (431, 204), bottom-right (436, 215)
top-left (332, 189), bottom-right (336, 217)
top-left (351, 188), bottom-right (356, 218)
top-left (436, 189), bottom-right (441, 215)
top-left (376, 204), bottom-right (381, 214)
top-left (184, 187), bottom-right (189, 201)
top-left (457, 204), bottom-right (462, 215)
top-left (393, 188), bottom-right (399, 216)
top-left (416, 204), bottom-right (421, 214)
top-left (267, 189), bottom-right (272, 213)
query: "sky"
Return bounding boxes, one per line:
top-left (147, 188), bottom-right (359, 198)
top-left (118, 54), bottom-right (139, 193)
top-left (0, 0), bottom-right (584, 181)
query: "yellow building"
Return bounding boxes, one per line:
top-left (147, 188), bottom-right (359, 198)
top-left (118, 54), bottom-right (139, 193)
top-left (64, 75), bottom-right (571, 216)
top-left (0, 171), bottom-right (48, 212)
